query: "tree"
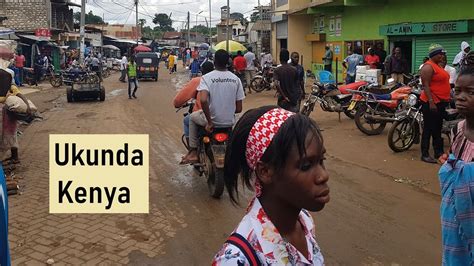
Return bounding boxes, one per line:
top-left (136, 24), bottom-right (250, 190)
top-left (152, 13), bottom-right (174, 32)
top-left (189, 25), bottom-right (216, 35)
top-left (73, 11), bottom-right (105, 24)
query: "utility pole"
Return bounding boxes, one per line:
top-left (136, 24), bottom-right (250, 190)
top-left (135, 0), bottom-right (139, 45)
top-left (257, 0), bottom-right (262, 55)
top-left (187, 12), bottom-right (190, 48)
top-left (226, 1), bottom-right (229, 52)
top-left (79, 0), bottom-right (86, 64)
top-left (208, 0), bottom-right (211, 47)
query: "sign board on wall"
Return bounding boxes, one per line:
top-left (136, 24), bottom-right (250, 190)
top-left (329, 16), bottom-right (335, 36)
top-left (319, 15), bottom-right (325, 33)
top-left (335, 15), bottom-right (342, 37)
top-left (379, 20), bottom-right (470, 36)
top-left (35, 28), bottom-right (51, 37)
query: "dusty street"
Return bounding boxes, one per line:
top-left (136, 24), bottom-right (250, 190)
top-left (7, 67), bottom-right (442, 265)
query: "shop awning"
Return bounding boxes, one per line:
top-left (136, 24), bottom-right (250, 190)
top-left (102, 44), bottom-right (120, 50)
top-left (18, 34), bottom-right (51, 42)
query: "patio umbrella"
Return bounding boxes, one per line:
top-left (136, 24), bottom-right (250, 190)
top-left (102, 44), bottom-right (120, 51)
top-left (213, 40), bottom-right (247, 55)
top-left (0, 47), bottom-right (13, 60)
top-left (134, 45), bottom-right (151, 52)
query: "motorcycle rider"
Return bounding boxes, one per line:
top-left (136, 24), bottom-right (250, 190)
top-left (180, 49), bottom-right (245, 164)
top-left (173, 61), bottom-right (215, 145)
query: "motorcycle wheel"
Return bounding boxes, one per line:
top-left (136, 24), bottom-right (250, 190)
top-left (387, 118), bottom-right (419, 152)
top-left (300, 103), bottom-right (314, 116)
top-left (250, 77), bottom-right (265, 93)
top-left (354, 104), bottom-right (387, 135)
top-left (50, 76), bottom-right (62, 88)
top-left (66, 87), bottom-right (74, 102)
top-left (208, 168), bottom-right (225, 199)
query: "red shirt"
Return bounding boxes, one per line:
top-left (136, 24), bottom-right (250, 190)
top-left (233, 56), bottom-right (247, 72)
top-left (420, 60), bottom-right (451, 103)
top-left (15, 55), bottom-right (25, 68)
top-left (365, 54), bottom-right (380, 69)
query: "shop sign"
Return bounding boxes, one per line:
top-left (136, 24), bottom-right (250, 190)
top-left (35, 28), bottom-right (51, 37)
top-left (380, 21), bottom-right (469, 36)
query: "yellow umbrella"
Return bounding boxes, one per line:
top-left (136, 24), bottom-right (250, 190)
top-left (213, 40), bottom-right (247, 55)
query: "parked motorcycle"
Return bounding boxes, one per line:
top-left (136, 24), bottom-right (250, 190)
top-left (250, 64), bottom-right (275, 93)
top-left (177, 102), bottom-right (230, 198)
top-left (350, 76), bottom-right (421, 135)
top-left (301, 81), bottom-right (368, 119)
top-left (387, 94), bottom-right (461, 152)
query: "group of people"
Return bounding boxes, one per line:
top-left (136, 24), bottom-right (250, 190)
top-left (172, 40), bottom-right (473, 265)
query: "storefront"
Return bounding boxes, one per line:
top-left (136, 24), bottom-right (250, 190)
top-left (380, 20), bottom-right (474, 72)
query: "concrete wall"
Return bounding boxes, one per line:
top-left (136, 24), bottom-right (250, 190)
top-left (0, 0), bottom-right (49, 31)
top-left (288, 14), bottom-right (313, 70)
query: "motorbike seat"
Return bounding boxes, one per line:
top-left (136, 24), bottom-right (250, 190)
top-left (338, 81), bottom-right (368, 94)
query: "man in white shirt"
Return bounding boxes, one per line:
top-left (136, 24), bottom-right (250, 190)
top-left (244, 47), bottom-right (258, 94)
top-left (119, 55), bottom-right (127, 82)
top-left (180, 49), bottom-right (245, 164)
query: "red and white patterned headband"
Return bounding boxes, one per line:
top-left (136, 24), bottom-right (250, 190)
top-left (245, 108), bottom-right (296, 170)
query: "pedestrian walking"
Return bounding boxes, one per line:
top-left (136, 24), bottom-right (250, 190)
top-left (290, 51), bottom-right (305, 97)
top-left (119, 55), bottom-right (127, 82)
top-left (233, 51), bottom-right (247, 88)
top-left (343, 49), bottom-right (364, 84)
top-left (0, 69), bottom-right (32, 164)
top-left (384, 47), bottom-right (409, 84)
top-left (33, 55), bottom-right (43, 86)
top-left (212, 106), bottom-right (329, 265)
top-left (419, 44), bottom-right (451, 164)
top-left (90, 55), bottom-right (101, 81)
top-left (438, 57), bottom-right (474, 266)
top-left (322, 46), bottom-right (333, 73)
top-left (168, 52), bottom-right (175, 74)
top-left (244, 47), bottom-right (258, 94)
top-left (127, 57), bottom-right (138, 99)
top-left (14, 52), bottom-right (25, 86)
top-left (274, 49), bottom-right (301, 112)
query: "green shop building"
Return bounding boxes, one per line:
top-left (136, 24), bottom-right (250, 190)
top-left (283, 0), bottom-right (474, 82)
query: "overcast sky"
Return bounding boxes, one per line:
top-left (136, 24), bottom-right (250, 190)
top-left (71, 0), bottom-right (269, 31)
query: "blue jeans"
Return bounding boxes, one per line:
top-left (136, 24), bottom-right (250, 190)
top-left (183, 114), bottom-right (190, 137)
top-left (345, 74), bottom-right (355, 84)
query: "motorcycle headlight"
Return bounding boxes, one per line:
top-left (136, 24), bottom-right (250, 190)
top-left (407, 94), bottom-right (418, 107)
top-left (312, 87), bottom-right (320, 94)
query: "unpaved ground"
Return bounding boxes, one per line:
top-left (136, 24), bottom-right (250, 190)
top-left (7, 67), bottom-right (442, 265)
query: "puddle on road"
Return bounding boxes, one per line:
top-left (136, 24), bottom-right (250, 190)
top-left (172, 73), bottom-right (190, 91)
top-left (107, 88), bottom-right (125, 98)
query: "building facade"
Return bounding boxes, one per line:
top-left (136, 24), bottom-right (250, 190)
top-left (216, 6), bottom-right (247, 43)
top-left (271, 0), bottom-right (474, 82)
top-left (0, 0), bottom-right (77, 33)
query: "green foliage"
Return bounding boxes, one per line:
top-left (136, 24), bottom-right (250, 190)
top-left (73, 11), bottom-right (105, 25)
top-left (188, 25), bottom-right (217, 35)
top-left (152, 13), bottom-right (174, 32)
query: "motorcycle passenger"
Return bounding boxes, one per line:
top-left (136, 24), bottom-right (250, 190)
top-left (180, 49), bottom-right (245, 165)
top-left (173, 61), bottom-right (215, 145)
top-left (274, 49), bottom-right (301, 113)
top-left (419, 44), bottom-right (451, 164)
top-left (213, 106), bottom-right (329, 265)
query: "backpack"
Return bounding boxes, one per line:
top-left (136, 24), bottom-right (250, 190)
top-left (225, 233), bottom-right (262, 266)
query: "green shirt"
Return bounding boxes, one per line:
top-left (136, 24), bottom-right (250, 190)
top-left (323, 50), bottom-right (333, 65)
top-left (127, 62), bottom-right (137, 77)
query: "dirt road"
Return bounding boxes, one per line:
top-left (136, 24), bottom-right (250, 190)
top-left (8, 67), bottom-right (442, 265)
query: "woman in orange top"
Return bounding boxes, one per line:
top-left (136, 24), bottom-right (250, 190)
top-left (420, 44), bottom-right (451, 163)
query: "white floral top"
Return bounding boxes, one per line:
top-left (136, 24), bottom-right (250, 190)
top-left (212, 199), bottom-right (324, 265)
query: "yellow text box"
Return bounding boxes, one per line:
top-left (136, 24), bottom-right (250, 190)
top-left (49, 134), bottom-right (149, 213)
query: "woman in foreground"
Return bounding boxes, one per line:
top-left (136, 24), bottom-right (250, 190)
top-left (213, 106), bottom-right (329, 265)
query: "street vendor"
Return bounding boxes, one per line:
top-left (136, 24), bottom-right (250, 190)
top-left (0, 69), bottom-right (32, 164)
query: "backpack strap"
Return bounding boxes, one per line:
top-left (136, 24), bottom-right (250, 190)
top-left (225, 233), bottom-right (262, 266)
